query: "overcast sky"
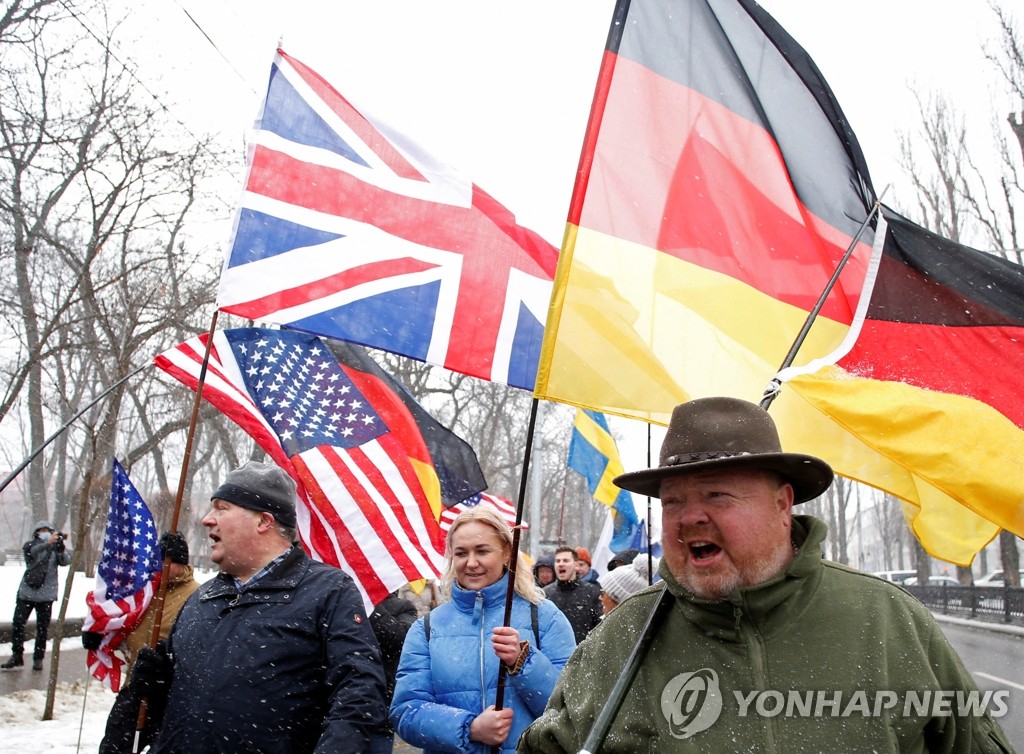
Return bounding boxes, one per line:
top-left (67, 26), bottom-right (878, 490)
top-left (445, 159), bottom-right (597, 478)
top-left (108, 1), bottom-right (999, 245)
top-left (100, 0), bottom-right (1007, 465)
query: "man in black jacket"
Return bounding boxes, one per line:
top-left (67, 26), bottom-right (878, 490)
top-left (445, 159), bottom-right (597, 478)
top-left (543, 546), bottom-right (601, 644)
top-left (126, 461), bottom-right (391, 754)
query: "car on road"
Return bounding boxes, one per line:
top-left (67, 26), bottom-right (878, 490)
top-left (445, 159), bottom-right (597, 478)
top-left (976, 569), bottom-right (1024, 586)
top-left (903, 576), bottom-right (961, 587)
top-left (871, 569), bottom-right (916, 584)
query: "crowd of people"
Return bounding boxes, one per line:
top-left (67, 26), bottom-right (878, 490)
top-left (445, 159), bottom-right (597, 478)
top-left (1, 396), bottom-right (1015, 752)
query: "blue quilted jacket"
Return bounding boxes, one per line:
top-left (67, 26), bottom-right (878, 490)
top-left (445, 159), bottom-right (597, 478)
top-left (390, 573), bottom-right (575, 753)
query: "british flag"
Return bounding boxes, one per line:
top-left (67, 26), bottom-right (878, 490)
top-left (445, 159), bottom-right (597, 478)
top-left (82, 459), bottom-right (161, 692)
top-left (217, 49), bottom-right (559, 390)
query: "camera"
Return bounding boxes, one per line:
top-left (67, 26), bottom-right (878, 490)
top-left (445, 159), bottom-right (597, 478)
top-left (55, 532), bottom-right (66, 541)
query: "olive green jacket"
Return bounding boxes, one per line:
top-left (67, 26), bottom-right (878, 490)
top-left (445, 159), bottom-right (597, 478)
top-left (519, 516), bottom-right (1014, 754)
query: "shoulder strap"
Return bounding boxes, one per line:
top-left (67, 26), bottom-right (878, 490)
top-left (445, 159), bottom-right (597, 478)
top-left (424, 610), bottom-right (430, 643)
top-left (532, 602), bottom-right (540, 652)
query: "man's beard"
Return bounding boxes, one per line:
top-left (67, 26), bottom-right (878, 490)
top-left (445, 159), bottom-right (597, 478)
top-left (670, 539), bottom-right (793, 600)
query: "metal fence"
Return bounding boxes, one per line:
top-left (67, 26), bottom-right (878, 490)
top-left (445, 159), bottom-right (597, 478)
top-left (903, 584), bottom-right (1024, 625)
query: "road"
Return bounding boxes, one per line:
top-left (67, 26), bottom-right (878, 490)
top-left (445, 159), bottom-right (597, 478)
top-left (938, 620), bottom-right (1023, 748)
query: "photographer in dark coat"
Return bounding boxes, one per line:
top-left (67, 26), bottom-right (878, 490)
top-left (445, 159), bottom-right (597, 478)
top-left (2, 520), bottom-right (71, 671)
top-left (130, 461), bottom-right (391, 753)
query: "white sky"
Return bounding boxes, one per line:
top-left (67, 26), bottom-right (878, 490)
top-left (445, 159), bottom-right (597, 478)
top-left (99, 0), bottom-right (1005, 468)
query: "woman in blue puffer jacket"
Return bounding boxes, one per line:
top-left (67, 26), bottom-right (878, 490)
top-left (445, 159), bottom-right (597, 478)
top-left (390, 506), bottom-right (576, 753)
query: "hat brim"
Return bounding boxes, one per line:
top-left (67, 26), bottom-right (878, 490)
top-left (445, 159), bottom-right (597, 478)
top-left (614, 452), bottom-right (833, 504)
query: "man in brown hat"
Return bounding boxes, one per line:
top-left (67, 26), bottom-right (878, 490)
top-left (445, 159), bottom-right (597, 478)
top-left (519, 397), bottom-right (1012, 753)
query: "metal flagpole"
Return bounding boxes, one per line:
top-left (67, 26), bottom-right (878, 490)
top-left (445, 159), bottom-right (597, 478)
top-left (646, 422), bottom-right (653, 585)
top-left (491, 396), bottom-right (540, 754)
top-left (133, 309), bottom-right (219, 752)
top-left (577, 586), bottom-right (673, 754)
top-left (760, 201), bottom-right (882, 409)
top-left (0, 365), bottom-right (149, 496)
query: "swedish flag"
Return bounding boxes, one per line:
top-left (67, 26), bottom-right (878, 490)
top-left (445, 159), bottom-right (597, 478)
top-left (567, 409), bottom-right (640, 550)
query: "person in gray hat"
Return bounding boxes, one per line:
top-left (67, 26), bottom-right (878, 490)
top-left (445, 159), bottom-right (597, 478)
top-left (519, 397), bottom-right (1012, 753)
top-left (120, 460), bottom-right (391, 754)
top-left (1, 520), bottom-right (71, 670)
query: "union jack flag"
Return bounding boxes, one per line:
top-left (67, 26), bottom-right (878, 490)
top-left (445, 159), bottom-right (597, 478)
top-left (439, 492), bottom-right (527, 536)
top-left (82, 458), bottom-right (161, 692)
top-left (154, 327), bottom-right (449, 610)
top-left (217, 49), bottom-right (559, 390)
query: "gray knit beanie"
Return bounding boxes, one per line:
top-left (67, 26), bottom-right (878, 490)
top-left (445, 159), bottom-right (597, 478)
top-left (212, 461), bottom-right (297, 529)
top-left (598, 553), bottom-right (658, 604)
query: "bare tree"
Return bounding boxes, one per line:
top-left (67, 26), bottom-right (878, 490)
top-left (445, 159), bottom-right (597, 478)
top-left (0, 3), bottom-right (244, 559)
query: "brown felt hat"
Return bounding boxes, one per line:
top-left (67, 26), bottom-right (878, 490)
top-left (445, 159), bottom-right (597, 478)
top-left (614, 397), bottom-right (833, 504)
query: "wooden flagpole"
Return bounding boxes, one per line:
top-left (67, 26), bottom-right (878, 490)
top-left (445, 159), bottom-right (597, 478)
top-left (133, 309), bottom-right (219, 752)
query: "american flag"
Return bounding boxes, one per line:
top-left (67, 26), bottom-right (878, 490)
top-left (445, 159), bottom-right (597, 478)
top-left (439, 492), bottom-right (527, 537)
top-left (216, 49), bottom-right (559, 391)
top-left (82, 458), bottom-right (161, 692)
top-left (154, 327), bottom-right (448, 609)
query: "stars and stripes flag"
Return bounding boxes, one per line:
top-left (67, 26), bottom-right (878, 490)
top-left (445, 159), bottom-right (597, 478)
top-left (82, 458), bottom-right (162, 692)
top-left (216, 48), bottom-right (559, 390)
top-left (439, 491), bottom-right (526, 537)
top-left (154, 327), bottom-right (451, 609)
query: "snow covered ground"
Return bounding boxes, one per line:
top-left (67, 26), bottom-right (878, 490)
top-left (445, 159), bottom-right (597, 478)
top-left (0, 675), bottom-right (114, 753)
top-left (0, 563), bottom-right (114, 752)
top-left (0, 562), bottom-right (223, 752)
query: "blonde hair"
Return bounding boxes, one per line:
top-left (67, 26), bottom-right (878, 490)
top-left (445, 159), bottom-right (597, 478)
top-left (440, 505), bottom-right (544, 605)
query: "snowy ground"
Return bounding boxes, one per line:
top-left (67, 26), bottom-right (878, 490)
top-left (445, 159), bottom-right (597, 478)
top-left (0, 675), bottom-right (114, 753)
top-left (0, 562), bottom-right (221, 752)
top-left (0, 564), bottom-right (114, 752)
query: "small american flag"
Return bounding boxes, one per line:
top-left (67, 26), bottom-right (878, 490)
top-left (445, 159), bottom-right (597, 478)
top-left (82, 458), bottom-right (161, 691)
top-left (439, 492), bottom-right (527, 536)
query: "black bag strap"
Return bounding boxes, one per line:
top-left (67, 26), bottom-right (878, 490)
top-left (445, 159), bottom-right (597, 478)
top-left (425, 603), bottom-right (540, 651)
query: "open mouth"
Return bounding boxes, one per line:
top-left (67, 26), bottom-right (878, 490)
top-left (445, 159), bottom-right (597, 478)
top-left (689, 542), bottom-right (721, 562)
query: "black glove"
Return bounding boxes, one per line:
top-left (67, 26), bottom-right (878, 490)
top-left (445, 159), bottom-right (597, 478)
top-left (131, 641), bottom-right (173, 693)
top-left (81, 631), bottom-right (103, 650)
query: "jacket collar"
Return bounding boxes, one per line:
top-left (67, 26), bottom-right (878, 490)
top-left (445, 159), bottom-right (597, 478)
top-left (450, 571), bottom-right (511, 612)
top-left (660, 515), bottom-right (826, 641)
top-left (203, 545), bottom-right (308, 600)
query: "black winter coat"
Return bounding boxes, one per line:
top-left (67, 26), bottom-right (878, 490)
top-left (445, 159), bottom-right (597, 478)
top-left (369, 591), bottom-right (418, 704)
top-left (543, 578), bottom-right (602, 644)
top-left (150, 546), bottom-right (390, 754)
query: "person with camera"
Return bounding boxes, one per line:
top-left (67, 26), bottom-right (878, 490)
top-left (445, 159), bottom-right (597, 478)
top-left (2, 520), bottom-right (72, 670)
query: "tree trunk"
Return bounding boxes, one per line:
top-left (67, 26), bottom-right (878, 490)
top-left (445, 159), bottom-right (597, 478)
top-left (1000, 530), bottom-right (1021, 586)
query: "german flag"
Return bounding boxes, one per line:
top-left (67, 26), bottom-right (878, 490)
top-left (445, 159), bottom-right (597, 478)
top-left (534, 0), bottom-right (1024, 563)
top-left (787, 210), bottom-right (1024, 562)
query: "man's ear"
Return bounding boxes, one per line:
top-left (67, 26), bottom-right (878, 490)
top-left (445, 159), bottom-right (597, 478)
top-left (776, 482), bottom-right (795, 518)
top-left (256, 511), bottom-right (277, 532)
